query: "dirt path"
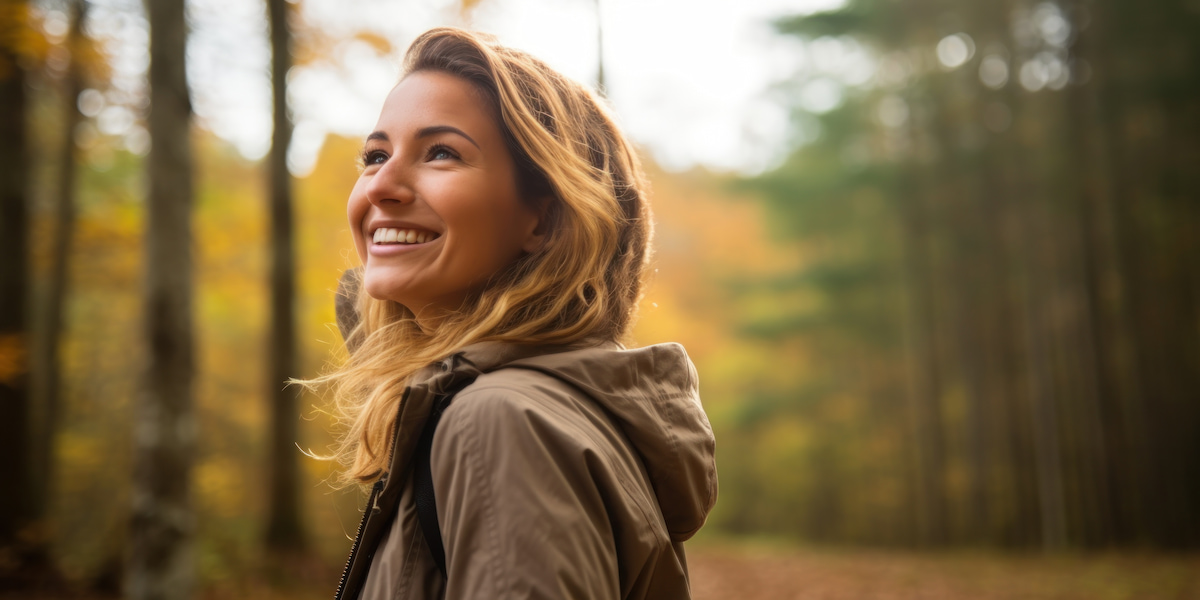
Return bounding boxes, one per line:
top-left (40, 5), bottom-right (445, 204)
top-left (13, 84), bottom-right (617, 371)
top-left (5, 545), bottom-right (1198, 599)
top-left (689, 545), bottom-right (1200, 600)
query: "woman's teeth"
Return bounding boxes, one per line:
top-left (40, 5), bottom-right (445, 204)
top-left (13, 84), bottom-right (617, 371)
top-left (372, 228), bottom-right (439, 244)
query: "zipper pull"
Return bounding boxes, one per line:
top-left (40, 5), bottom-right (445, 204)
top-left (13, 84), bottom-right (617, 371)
top-left (370, 475), bottom-right (387, 514)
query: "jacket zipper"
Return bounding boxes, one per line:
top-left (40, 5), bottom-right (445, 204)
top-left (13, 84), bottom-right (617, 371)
top-left (333, 475), bottom-right (385, 600)
top-left (333, 386), bottom-right (412, 600)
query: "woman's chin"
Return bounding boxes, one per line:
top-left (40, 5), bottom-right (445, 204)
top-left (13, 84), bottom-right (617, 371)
top-left (361, 272), bottom-right (409, 306)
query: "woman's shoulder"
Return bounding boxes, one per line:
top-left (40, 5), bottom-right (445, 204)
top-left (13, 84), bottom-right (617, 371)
top-left (433, 341), bottom-right (717, 541)
top-left (428, 361), bottom-right (641, 501)
top-left (441, 340), bottom-right (701, 426)
top-left (441, 341), bottom-right (698, 429)
top-left (438, 365), bottom-right (613, 445)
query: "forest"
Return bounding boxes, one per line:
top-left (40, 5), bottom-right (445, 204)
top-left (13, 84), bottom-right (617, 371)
top-left (1, 0), bottom-right (1197, 598)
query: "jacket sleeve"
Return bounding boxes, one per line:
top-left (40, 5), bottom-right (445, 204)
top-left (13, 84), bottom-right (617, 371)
top-left (430, 385), bottom-right (621, 600)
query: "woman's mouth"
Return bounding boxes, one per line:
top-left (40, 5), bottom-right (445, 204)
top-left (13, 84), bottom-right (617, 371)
top-left (372, 227), bottom-right (440, 245)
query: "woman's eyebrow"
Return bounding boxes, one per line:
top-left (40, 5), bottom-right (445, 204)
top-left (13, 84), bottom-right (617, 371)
top-left (365, 126), bottom-right (481, 149)
top-left (416, 125), bottom-right (480, 149)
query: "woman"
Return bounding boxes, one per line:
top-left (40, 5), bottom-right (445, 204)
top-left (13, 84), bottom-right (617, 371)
top-left (322, 27), bottom-right (717, 600)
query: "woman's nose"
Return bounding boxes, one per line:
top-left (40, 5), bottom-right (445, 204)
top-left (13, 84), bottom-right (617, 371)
top-left (365, 157), bottom-right (416, 206)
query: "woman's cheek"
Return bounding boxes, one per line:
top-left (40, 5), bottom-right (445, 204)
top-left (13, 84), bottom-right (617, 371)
top-left (347, 185), bottom-right (370, 263)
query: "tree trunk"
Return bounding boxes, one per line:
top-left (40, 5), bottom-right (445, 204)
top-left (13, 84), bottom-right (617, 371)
top-left (593, 0), bottom-right (605, 93)
top-left (898, 173), bottom-right (947, 547)
top-left (1086, 0), bottom-right (1154, 546)
top-left (1012, 124), bottom-right (1068, 550)
top-left (265, 0), bottom-right (305, 552)
top-left (31, 0), bottom-right (87, 526)
top-left (1060, 0), bottom-right (1118, 547)
top-left (0, 0), bottom-right (37, 583)
top-left (127, 0), bottom-right (196, 597)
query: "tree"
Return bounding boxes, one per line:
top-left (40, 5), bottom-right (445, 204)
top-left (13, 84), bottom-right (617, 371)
top-left (593, 0), bottom-right (604, 92)
top-left (127, 0), bottom-right (197, 596)
top-left (31, 0), bottom-right (89, 531)
top-left (264, 0), bottom-right (305, 552)
top-left (0, 0), bottom-right (37, 583)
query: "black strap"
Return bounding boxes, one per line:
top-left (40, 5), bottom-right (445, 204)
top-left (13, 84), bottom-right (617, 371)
top-left (413, 379), bottom-right (474, 580)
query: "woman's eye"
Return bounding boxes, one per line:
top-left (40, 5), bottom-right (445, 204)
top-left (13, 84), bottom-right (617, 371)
top-left (429, 145), bottom-right (456, 161)
top-left (363, 150), bottom-right (388, 166)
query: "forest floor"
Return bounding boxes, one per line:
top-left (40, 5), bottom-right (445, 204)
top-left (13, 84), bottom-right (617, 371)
top-left (4, 542), bottom-right (1198, 600)
top-left (687, 542), bottom-right (1200, 600)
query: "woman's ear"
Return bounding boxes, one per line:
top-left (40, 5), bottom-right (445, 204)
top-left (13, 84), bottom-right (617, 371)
top-left (522, 231), bottom-right (547, 254)
top-left (521, 194), bottom-right (555, 253)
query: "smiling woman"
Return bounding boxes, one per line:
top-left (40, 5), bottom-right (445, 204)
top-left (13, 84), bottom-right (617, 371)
top-left (307, 27), bottom-right (718, 600)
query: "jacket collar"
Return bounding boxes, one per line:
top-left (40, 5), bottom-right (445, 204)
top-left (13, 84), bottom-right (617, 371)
top-left (382, 341), bottom-right (579, 485)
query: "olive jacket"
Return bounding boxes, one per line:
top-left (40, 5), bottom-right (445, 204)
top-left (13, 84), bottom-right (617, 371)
top-left (332, 329), bottom-right (718, 599)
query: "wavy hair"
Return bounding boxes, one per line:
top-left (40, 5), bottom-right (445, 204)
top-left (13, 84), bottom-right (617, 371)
top-left (309, 27), bottom-right (652, 485)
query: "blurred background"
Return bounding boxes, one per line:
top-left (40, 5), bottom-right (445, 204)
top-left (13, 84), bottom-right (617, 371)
top-left (1, 0), bottom-right (1198, 598)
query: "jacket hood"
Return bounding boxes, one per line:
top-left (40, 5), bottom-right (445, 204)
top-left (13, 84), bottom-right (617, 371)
top-left (452, 341), bottom-right (718, 542)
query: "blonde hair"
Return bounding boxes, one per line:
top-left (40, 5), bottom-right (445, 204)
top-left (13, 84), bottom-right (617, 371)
top-left (313, 27), bottom-right (652, 485)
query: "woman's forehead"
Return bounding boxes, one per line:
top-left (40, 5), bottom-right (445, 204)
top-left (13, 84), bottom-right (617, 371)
top-left (374, 71), bottom-right (497, 138)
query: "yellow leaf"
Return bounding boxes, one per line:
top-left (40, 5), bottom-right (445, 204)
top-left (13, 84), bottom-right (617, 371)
top-left (352, 31), bottom-right (393, 56)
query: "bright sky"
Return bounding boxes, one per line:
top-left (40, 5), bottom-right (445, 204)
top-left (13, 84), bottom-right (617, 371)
top-left (82, 0), bottom-right (848, 175)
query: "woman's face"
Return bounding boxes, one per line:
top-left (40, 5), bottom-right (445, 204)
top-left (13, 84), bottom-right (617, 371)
top-left (347, 70), bottom-right (543, 320)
